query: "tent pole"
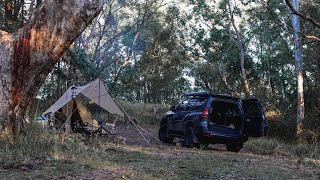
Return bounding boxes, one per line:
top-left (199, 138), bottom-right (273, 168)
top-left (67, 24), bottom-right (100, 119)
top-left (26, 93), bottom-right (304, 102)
top-left (58, 80), bottom-right (99, 132)
top-left (91, 117), bottom-right (93, 137)
top-left (66, 81), bottom-right (67, 133)
top-left (65, 80), bottom-right (68, 133)
top-left (98, 79), bottom-right (100, 123)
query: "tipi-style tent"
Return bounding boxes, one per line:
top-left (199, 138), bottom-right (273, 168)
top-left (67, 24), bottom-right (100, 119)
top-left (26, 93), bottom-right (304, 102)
top-left (43, 78), bottom-right (124, 131)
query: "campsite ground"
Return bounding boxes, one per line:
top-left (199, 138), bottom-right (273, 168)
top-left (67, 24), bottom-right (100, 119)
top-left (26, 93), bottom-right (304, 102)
top-left (0, 124), bottom-right (319, 179)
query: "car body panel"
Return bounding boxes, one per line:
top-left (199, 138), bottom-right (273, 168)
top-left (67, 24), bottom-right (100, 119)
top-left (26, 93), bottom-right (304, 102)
top-left (242, 99), bottom-right (266, 137)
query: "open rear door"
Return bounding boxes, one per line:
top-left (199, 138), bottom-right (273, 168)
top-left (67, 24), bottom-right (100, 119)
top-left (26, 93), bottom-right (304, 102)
top-left (242, 99), bottom-right (266, 137)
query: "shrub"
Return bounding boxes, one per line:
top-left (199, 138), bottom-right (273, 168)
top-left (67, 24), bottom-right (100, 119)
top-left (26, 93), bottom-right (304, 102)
top-left (246, 138), bottom-right (320, 161)
top-left (245, 138), bottom-right (285, 155)
top-left (0, 122), bottom-right (88, 168)
top-left (265, 111), bottom-right (296, 142)
top-left (119, 102), bottom-right (169, 125)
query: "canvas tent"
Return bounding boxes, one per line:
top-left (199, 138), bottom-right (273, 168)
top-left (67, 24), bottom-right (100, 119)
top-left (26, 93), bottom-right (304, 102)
top-left (43, 78), bottom-right (124, 130)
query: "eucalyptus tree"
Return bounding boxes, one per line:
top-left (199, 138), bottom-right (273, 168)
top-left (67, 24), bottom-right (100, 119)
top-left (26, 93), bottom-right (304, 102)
top-left (283, 0), bottom-right (320, 140)
top-left (285, 0), bottom-right (304, 140)
top-left (0, 0), bottom-right (26, 32)
top-left (187, 0), bottom-right (254, 97)
top-left (0, 0), bottom-right (107, 136)
top-left (298, 0), bottom-right (320, 132)
top-left (245, 0), bottom-right (296, 110)
top-left (117, 5), bottom-right (192, 103)
top-left (63, 0), bottom-right (171, 89)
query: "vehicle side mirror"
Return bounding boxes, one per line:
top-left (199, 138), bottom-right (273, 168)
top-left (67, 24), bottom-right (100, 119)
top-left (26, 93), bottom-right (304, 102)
top-left (170, 105), bottom-right (176, 112)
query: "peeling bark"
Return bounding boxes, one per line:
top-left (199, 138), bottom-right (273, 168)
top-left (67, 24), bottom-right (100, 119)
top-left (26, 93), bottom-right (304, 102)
top-left (0, 0), bottom-right (106, 137)
top-left (288, 0), bottom-right (304, 142)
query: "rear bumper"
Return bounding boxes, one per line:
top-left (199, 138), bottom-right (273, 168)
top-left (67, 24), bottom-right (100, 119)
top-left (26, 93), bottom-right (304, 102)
top-left (197, 125), bottom-right (242, 144)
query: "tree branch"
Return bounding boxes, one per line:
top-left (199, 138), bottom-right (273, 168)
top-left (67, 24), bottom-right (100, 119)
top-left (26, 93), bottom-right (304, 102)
top-left (284, 0), bottom-right (320, 29)
top-left (301, 34), bottom-right (320, 42)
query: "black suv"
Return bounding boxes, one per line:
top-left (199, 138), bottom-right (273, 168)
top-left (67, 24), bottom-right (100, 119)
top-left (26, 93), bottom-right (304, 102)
top-left (158, 91), bottom-right (267, 152)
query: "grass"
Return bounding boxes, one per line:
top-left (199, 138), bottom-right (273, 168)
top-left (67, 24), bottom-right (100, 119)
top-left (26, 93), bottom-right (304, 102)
top-left (119, 102), bottom-right (169, 124)
top-left (0, 123), bottom-right (319, 179)
top-left (2, 142), bottom-right (319, 179)
top-left (245, 137), bottom-right (320, 161)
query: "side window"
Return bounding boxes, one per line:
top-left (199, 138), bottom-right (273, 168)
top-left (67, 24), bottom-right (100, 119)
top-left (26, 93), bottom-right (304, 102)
top-left (187, 98), bottom-right (206, 111)
top-left (176, 98), bottom-right (207, 112)
top-left (176, 100), bottom-right (189, 111)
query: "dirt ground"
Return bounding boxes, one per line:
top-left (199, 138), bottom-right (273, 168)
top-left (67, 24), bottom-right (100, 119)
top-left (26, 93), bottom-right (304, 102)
top-left (1, 123), bottom-right (319, 179)
top-left (99, 123), bottom-right (320, 179)
top-left (113, 123), bottom-right (229, 150)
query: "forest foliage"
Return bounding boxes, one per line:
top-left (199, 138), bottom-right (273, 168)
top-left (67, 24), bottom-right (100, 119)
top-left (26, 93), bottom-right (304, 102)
top-left (1, 0), bottom-right (320, 142)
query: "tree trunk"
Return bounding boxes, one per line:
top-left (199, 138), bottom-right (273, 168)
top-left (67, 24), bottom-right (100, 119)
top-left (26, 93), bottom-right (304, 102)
top-left (218, 62), bottom-right (236, 96)
top-left (227, 1), bottom-right (250, 98)
top-left (56, 61), bottom-right (61, 99)
top-left (5, 0), bottom-right (13, 21)
top-left (289, 0), bottom-right (304, 142)
top-left (67, 50), bottom-right (77, 86)
top-left (0, 0), bottom-right (105, 137)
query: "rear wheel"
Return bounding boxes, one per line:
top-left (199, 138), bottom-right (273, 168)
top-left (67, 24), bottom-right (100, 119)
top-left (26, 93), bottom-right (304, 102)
top-left (159, 124), bottom-right (174, 143)
top-left (183, 127), bottom-right (199, 148)
top-left (226, 142), bottom-right (243, 152)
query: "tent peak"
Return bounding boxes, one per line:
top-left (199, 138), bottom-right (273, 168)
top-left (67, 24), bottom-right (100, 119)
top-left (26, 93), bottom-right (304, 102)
top-left (43, 78), bottom-right (124, 117)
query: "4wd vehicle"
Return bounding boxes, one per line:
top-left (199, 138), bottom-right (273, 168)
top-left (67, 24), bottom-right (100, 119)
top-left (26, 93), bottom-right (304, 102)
top-left (158, 91), bottom-right (267, 152)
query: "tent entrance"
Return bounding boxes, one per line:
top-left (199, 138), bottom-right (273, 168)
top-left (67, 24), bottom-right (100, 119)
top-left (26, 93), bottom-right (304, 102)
top-left (44, 78), bottom-right (125, 133)
top-left (50, 95), bottom-right (99, 132)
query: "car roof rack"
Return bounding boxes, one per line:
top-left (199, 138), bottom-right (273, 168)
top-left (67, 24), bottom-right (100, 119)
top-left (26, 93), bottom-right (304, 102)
top-left (184, 91), bottom-right (240, 101)
top-left (184, 91), bottom-right (210, 97)
top-left (211, 94), bottom-right (240, 101)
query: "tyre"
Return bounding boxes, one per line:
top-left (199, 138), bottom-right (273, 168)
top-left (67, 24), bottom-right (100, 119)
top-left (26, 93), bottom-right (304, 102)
top-left (242, 134), bottom-right (249, 142)
top-left (158, 124), bottom-right (174, 143)
top-left (183, 127), bottom-right (199, 148)
top-left (226, 142), bottom-right (243, 152)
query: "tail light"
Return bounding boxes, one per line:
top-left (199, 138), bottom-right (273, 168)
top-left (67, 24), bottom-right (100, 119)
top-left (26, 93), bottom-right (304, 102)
top-left (201, 107), bottom-right (209, 117)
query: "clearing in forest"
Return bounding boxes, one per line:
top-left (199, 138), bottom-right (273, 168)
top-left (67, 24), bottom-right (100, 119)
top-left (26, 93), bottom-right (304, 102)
top-left (0, 124), bottom-right (319, 179)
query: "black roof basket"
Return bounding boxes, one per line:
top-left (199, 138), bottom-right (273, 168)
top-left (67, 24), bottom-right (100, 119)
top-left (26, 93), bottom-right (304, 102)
top-left (184, 91), bottom-right (240, 101)
top-left (184, 91), bottom-right (210, 97)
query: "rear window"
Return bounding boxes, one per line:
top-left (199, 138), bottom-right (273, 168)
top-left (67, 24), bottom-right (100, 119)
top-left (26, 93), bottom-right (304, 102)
top-left (176, 98), bottom-right (207, 111)
top-left (210, 101), bottom-right (242, 129)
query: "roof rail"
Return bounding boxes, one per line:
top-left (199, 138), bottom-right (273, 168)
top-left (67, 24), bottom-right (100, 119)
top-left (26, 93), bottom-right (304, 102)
top-left (184, 91), bottom-right (240, 101)
top-left (184, 91), bottom-right (210, 97)
top-left (210, 94), bottom-right (240, 101)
